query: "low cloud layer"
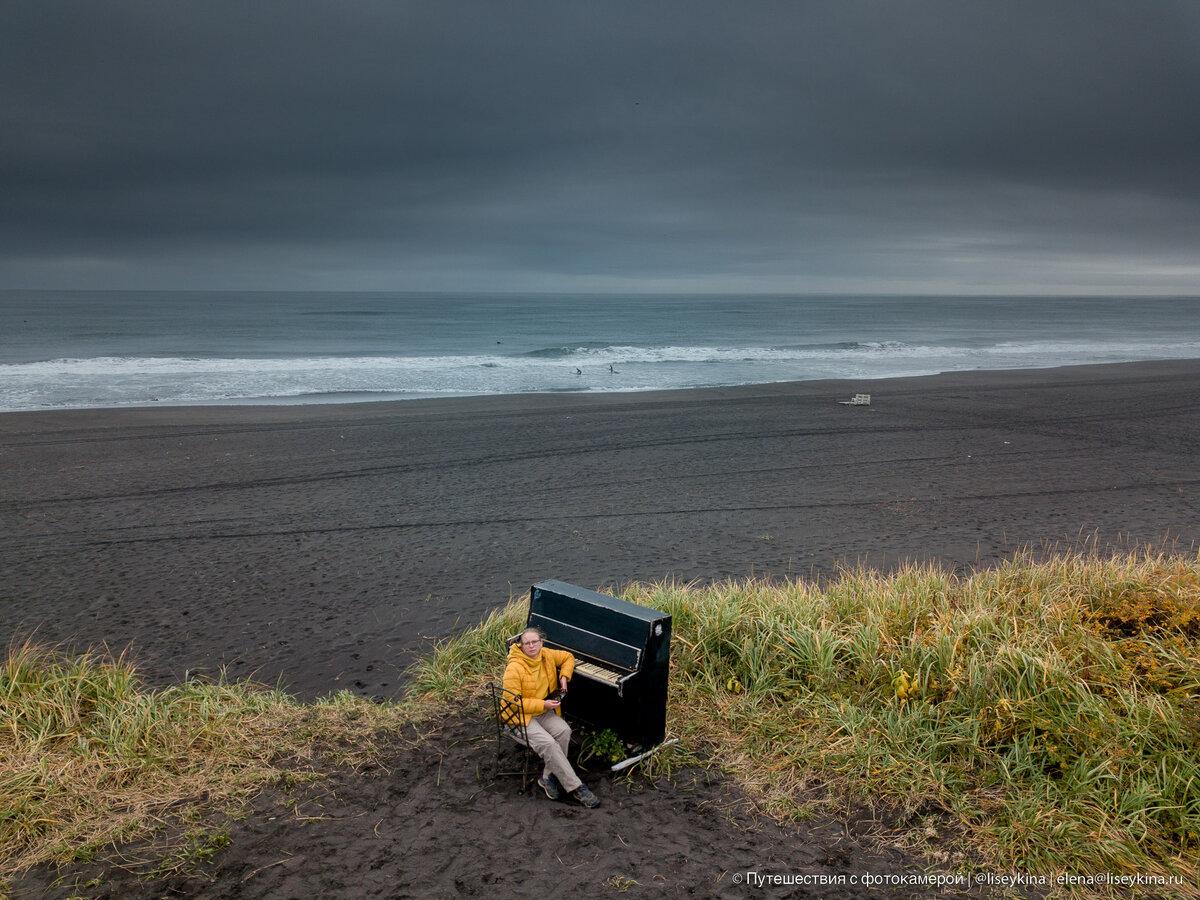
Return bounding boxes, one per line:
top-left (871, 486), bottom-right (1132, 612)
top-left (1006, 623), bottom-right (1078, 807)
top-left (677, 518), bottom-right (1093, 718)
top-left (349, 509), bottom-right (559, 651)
top-left (4, 1), bottom-right (1199, 292)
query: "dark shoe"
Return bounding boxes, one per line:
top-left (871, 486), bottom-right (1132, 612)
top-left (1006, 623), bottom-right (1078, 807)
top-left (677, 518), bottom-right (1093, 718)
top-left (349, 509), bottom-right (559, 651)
top-left (571, 784), bottom-right (600, 808)
top-left (538, 774), bottom-right (564, 801)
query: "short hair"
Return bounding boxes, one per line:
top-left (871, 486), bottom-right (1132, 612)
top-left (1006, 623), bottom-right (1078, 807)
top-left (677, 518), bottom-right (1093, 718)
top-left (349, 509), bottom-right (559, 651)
top-left (521, 625), bottom-right (545, 641)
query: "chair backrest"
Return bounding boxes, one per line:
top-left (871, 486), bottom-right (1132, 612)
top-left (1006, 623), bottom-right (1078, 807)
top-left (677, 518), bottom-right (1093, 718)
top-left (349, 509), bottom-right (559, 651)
top-left (489, 682), bottom-right (529, 746)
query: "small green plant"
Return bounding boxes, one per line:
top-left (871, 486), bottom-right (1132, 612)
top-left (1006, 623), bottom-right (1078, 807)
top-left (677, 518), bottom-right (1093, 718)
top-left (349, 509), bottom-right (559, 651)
top-left (605, 874), bottom-right (641, 891)
top-left (191, 828), bottom-right (231, 864)
top-left (584, 728), bottom-right (627, 765)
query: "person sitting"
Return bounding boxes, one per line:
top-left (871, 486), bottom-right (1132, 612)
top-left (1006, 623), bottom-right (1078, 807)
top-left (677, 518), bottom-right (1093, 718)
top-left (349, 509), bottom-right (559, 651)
top-left (503, 626), bottom-right (601, 808)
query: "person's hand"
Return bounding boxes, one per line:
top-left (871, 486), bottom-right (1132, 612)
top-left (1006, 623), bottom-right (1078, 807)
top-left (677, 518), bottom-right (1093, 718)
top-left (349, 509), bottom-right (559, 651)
top-left (544, 699), bottom-right (560, 710)
top-left (560, 675), bottom-right (569, 692)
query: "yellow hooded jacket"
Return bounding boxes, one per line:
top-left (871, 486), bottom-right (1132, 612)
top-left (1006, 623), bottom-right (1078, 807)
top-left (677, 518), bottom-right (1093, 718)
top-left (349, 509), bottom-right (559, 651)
top-left (503, 641), bottom-right (575, 726)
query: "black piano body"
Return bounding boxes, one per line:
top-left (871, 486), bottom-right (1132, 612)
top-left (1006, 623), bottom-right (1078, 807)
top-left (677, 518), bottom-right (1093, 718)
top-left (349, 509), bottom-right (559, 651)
top-left (527, 579), bottom-right (671, 751)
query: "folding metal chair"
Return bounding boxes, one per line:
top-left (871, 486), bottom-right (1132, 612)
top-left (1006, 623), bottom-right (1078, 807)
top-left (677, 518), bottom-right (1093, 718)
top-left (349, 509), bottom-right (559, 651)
top-left (488, 682), bottom-right (536, 791)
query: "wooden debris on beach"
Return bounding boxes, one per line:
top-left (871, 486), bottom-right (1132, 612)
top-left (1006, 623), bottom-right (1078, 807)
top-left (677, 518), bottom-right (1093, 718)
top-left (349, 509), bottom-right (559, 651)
top-left (839, 393), bottom-right (871, 406)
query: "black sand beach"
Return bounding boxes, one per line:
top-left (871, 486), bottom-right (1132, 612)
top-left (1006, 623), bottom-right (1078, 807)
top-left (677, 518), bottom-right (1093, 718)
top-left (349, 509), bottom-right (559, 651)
top-left (4, 361), bottom-right (1200, 898)
top-left (4, 360), bottom-right (1198, 700)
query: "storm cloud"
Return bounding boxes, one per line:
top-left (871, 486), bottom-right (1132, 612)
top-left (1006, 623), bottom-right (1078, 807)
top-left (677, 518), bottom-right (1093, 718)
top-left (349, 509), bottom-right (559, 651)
top-left (3, 0), bottom-right (1200, 292)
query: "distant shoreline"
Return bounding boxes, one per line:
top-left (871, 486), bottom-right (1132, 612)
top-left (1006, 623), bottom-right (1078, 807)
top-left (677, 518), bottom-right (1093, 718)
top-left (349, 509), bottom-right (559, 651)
top-left (5, 356), bottom-right (1200, 418)
top-left (8, 292), bottom-right (1200, 413)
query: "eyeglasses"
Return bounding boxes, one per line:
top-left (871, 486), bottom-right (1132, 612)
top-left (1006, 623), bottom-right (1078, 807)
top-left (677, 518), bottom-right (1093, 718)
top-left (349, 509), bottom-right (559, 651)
top-left (520, 638), bottom-right (542, 646)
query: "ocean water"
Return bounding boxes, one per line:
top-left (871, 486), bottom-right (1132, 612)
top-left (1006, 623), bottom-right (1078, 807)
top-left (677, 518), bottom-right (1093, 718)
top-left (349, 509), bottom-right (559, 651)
top-left (2, 291), bottom-right (1200, 412)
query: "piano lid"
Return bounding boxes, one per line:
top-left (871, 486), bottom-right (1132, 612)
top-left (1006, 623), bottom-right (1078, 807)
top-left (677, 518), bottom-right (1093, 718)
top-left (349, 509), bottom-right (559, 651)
top-left (531, 580), bottom-right (668, 651)
top-left (533, 580), bottom-right (665, 623)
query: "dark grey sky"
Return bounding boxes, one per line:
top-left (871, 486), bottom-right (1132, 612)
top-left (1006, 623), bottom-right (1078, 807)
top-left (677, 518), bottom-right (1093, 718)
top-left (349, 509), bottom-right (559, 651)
top-left (3, 1), bottom-right (1200, 293)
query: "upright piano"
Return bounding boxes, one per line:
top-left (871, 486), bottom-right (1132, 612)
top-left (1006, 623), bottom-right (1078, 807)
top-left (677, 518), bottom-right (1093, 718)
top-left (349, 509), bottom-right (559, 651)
top-left (527, 579), bottom-right (671, 752)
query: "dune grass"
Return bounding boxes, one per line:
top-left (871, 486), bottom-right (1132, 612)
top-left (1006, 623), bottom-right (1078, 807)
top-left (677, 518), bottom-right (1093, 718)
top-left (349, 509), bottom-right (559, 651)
top-left (410, 550), bottom-right (1200, 894)
top-left (0, 642), bottom-right (407, 880)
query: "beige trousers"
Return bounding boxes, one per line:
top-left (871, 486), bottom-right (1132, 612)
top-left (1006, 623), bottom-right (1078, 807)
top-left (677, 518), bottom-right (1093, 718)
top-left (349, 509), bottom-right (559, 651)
top-left (524, 711), bottom-right (582, 792)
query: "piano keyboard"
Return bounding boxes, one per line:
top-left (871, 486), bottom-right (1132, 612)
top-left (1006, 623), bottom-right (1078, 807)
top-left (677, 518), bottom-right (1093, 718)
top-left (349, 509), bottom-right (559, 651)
top-left (573, 660), bottom-right (624, 687)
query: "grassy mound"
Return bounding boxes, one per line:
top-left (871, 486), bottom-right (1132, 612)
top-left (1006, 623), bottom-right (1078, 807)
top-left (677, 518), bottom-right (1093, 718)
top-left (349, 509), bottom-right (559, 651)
top-left (413, 551), bottom-right (1200, 892)
top-left (0, 643), bottom-right (406, 879)
top-left (3, 550), bottom-right (1198, 895)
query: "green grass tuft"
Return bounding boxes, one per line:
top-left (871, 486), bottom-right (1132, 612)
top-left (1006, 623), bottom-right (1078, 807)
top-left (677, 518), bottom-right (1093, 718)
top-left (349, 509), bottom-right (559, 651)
top-left (406, 599), bottom-right (526, 698)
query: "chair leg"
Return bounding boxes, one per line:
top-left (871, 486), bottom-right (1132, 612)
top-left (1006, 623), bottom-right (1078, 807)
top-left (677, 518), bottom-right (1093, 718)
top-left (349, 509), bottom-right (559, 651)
top-left (493, 733), bottom-right (536, 791)
top-left (489, 683), bottom-right (538, 792)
